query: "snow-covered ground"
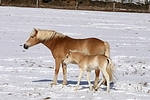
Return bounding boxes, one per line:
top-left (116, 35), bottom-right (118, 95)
top-left (0, 6), bottom-right (150, 100)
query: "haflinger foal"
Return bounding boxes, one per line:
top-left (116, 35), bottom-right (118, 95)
top-left (63, 50), bottom-right (114, 93)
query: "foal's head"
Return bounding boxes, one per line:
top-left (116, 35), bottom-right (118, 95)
top-left (24, 28), bottom-right (40, 49)
top-left (63, 50), bottom-right (74, 65)
top-left (63, 50), bottom-right (84, 65)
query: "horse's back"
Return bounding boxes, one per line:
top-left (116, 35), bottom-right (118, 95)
top-left (84, 38), bottom-right (105, 55)
top-left (65, 37), bottom-right (105, 55)
top-left (51, 36), bottom-right (106, 59)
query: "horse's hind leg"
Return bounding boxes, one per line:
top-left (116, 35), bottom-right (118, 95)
top-left (97, 68), bottom-right (110, 92)
top-left (86, 71), bottom-right (93, 91)
top-left (75, 68), bottom-right (84, 91)
top-left (94, 69), bottom-right (100, 87)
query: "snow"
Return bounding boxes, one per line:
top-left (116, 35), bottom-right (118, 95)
top-left (0, 6), bottom-right (150, 100)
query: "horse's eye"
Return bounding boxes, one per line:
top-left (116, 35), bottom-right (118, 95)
top-left (31, 36), bottom-right (34, 38)
top-left (66, 55), bottom-right (69, 58)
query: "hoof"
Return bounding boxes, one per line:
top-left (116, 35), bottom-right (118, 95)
top-left (50, 81), bottom-right (57, 86)
top-left (62, 81), bottom-right (67, 85)
top-left (95, 89), bottom-right (98, 91)
top-left (89, 86), bottom-right (93, 91)
top-left (92, 86), bottom-right (98, 91)
top-left (74, 87), bottom-right (78, 91)
top-left (107, 90), bottom-right (110, 93)
top-left (94, 86), bottom-right (99, 91)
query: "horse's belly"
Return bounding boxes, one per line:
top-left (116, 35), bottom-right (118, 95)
top-left (86, 64), bottom-right (99, 71)
top-left (88, 66), bottom-right (98, 70)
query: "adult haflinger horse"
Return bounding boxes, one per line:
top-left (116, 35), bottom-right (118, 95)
top-left (63, 50), bottom-right (114, 92)
top-left (23, 28), bottom-right (110, 86)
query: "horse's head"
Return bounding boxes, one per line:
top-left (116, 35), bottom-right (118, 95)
top-left (63, 50), bottom-right (75, 65)
top-left (63, 50), bottom-right (80, 65)
top-left (24, 28), bottom-right (40, 49)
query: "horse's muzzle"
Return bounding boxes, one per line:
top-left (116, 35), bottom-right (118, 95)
top-left (23, 44), bottom-right (29, 49)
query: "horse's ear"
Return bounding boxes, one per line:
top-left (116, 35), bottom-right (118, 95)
top-left (33, 28), bottom-right (37, 32)
top-left (33, 28), bottom-right (36, 31)
top-left (33, 28), bottom-right (38, 35)
top-left (68, 50), bottom-right (72, 54)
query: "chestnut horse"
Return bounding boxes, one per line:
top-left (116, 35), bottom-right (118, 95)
top-left (63, 50), bottom-right (114, 92)
top-left (23, 28), bottom-right (110, 86)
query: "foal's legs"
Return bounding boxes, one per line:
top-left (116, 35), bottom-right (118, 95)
top-left (94, 69), bottom-right (100, 87)
top-left (95, 77), bottom-right (105, 91)
top-left (75, 68), bottom-right (84, 91)
top-left (95, 68), bottom-right (110, 92)
top-left (102, 69), bottom-right (110, 92)
top-left (86, 71), bottom-right (93, 91)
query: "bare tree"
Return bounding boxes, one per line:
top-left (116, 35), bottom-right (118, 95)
top-left (145, 0), bottom-right (148, 4)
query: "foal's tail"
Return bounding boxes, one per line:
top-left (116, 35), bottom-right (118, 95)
top-left (104, 41), bottom-right (110, 57)
top-left (106, 57), bottom-right (114, 82)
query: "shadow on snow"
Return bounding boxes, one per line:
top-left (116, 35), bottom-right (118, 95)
top-left (32, 79), bottom-right (91, 85)
top-left (32, 79), bottom-right (116, 90)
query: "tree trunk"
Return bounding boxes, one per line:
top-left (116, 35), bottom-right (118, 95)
top-left (0, 0), bottom-right (1, 5)
top-left (145, 0), bottom-right (148, 4)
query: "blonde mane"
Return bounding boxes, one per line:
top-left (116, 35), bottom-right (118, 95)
top-left (31, 29), bottom-right (66, 41)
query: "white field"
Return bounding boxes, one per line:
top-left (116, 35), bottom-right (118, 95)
top-left (0, 6), bottom-right (150, 100)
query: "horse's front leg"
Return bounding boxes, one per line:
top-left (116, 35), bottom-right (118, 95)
top-left (51, 58), bottom-right (61, 85)
top-left (75, 68), bottom-right (84, 91)
top-left (95, 77), bottom-right (104, 91)
top-left (62, 63), bottom-right (67, 85)
top-left (86, 71), bottom-right (93, 91)
top-left (94, 69), bottom-right (100, 87)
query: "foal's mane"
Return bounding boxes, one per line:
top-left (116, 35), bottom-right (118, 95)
top-left (31, 29), bottom-right (66, 41)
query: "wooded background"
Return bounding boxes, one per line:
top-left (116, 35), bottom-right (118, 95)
top-left (0, 0), bottom-right (150, 13)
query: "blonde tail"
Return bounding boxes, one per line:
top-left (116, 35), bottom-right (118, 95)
top-left (106, 57), bottom-right (114, 82)
top-left (104, 41), bottom-right (110, 57)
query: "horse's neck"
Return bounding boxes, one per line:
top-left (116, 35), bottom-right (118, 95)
top-left (42, 38), bottom-right (57, 50)
top-left (42, 36), bottom-right (69, 51)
